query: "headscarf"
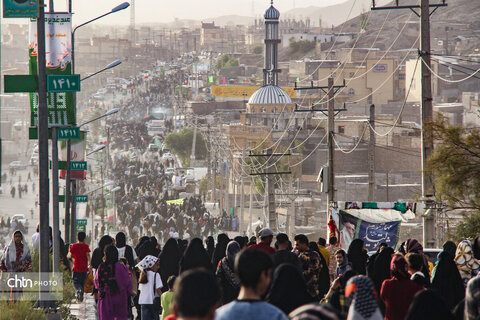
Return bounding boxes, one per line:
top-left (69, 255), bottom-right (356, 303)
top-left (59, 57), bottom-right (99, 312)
top-left (206, 236), bottom-right (215, 260)
top-left (431, 251), bottom-right (465, 310)
top-left (92, 235), bottom-right (113, 269)
top-left (372, 247), bottom-right (394, 293)
top-left (391, 254), bottom-right (410, 280)
top-left (1, 230), bottom-right (31, 272)
top-left (442, 240), bottom-right (457, 259)
top-left (336, 249), bottom-right (351, 277)
top-left (345, 275), bottom-right (383, 320)
top-left (404, 238), bottom-right (423, 254)
top-left (454, 240), bottom-right (480, 285)
top-left (212, 233), bottom-right (229, 268)
top-left (159, 238), bottom-right (181, 289)
top-left (225, 241), bottom-right (241, 270)
top-left (136, 255), bottom-right (158, 271)
top-left (179, 238), bottom-right (212, 273)
top-left (347, 239), bottom-right (367, 275)
top-left (289, 304), bottom-right (341, 320)
top-left (405, 289), bottom-right (454, 320)
top-left (266, 263), bottom-right (314, 315)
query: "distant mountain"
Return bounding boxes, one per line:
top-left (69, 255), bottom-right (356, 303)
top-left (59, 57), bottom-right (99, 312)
top-left (202, 15), bottom-right (255, 27)
top-left (283, 0), bottom-right (391, 28)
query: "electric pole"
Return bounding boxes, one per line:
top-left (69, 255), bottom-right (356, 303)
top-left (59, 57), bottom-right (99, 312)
top-left (240, 149), bottom-right (245, 234)
top-left (372, 0), bottom-right (447, 248)
top-left (368, 104), bottom-right (375, 201)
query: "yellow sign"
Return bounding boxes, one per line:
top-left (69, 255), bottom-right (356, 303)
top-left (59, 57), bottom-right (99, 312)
top-left (166, 198), bottom-right (184, 205)
top-left (212, 86), bottom-right (296, 99)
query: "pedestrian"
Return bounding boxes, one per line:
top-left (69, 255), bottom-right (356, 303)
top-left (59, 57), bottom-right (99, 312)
top-left (309, 241), bottom-right (330, 299)
top-left (266, 263), bottom-right (313, 315)
top-left (95, 245), bottom-right (132, 320)
top-left (116, 232), bottom-right (138, 267)
top-left (289, 304), bottom-right (341, 320)
top-left (0, 230), bottom-right (32, 272)
top-left (317, 237), bottom-right (330, 267)
top-left (465, 236), bottom-right (480, 320)
top-left (325, 270), bottom-right (357, 319)
top-left (431, 250), bottom-right (465, 311)
top-left (294, 234), bottom-right (322, 300)
top-left (249, 228), bottom-right (276, 254)
top-left (159, 238), bottom-right (180, 291)
top-left (216, 241), bottom-right (241, 305)
top-left (137, 255), bottom-right (163, 320)
top-left (380, 254), bottom-right (423, 320)
top-left (347, 238), bottom-right (368, 275)
top-left (327, 236), bottom-right (340, 282)
top-left (367, 243), bottom-right (388, 278)
top-left (91, 235), bottom-right (113, 269)
top-left (335, 249), bottom-right (352, 278)
top-left (165, 269), bottom-right (220, 320)
top-left (272, 233), bottom-right (301, 270)
top-left (160, 276), bottom-right (176, 320)
top-left (345, 275), bottom-right (383, 320)
top-left (406, 253), bottom-right (428, 287)
top-left (68, 231), bottom-right (91, 302)
top-left (371, 246), bottom-right (394, 295)
top-left (405, 289), bottom-right (454, 320)
top-left (31, 224), bottom-right (40, 251)
top-left (212, 233), bottom-right (229, 268)
top-left (215, 249), bottom-right (288, 320)
top-left (206, 236), bottom-right (215, 261)
top-left (179, 238), bottom-right (212, 273)
top-left (455, 239), bottom-right (480, 285)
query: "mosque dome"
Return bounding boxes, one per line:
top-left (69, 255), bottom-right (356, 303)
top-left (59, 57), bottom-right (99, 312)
top-left (248, 85), bottom-right (292, 104)
top-left (264, 5), bottom-right (280, 20)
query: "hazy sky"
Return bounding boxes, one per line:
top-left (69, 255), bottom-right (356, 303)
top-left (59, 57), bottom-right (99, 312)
top-left (12, 0), bottom-right (347, 26)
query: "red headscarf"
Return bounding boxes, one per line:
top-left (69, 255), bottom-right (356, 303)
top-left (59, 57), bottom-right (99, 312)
top-left (390, 254), bottom-right (410, 280)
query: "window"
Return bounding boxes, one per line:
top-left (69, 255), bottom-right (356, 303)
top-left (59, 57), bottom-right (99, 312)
top-left (348, 88), bottom-right (355, 96)
top-left (272, 107), bottom-right (278, 113)
top-left (338, 126), bottom-right (345, 134)
top-left (349, 72), bottom-right (355, 78)
top-left (251, 107), bottom-right (255, 113)
top-left (261, 107), bottom-right (266, 113)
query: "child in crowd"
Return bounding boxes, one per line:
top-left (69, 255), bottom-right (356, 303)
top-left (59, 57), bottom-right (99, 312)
top-left (161, 276), bottom-right (176, 320)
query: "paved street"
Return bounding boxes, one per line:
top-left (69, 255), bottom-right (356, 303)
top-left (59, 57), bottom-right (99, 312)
top-left (69, 294), bottom-right (97, 320)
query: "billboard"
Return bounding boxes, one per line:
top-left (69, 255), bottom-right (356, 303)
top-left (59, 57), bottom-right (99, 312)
top-left (3, 0), bottom-right (38, 18)
top-left (59, 131), bottom-right (86, 180)
top-left (29, 13), bottom-right (75, 127)
top-left (211, 86), bottom-right (297, 99)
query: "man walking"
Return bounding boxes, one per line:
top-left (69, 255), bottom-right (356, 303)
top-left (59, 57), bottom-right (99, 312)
top-left (294, 234), bottom-right (322, 300)
top-left (68, 231), bottom-right (91, 302)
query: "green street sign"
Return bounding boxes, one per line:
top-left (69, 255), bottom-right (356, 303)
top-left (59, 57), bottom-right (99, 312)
top-left (57, 161), bottom-right (87, 170)
top-left (4, 75), bottom-right (38, 93)
top-left (77, 225), bottom-right (86, 232)
top-left (76, 219), bottom-right (88, 226)
top-left (47, 75), bottom-right (81, 92)
top-left (57, 127), bottom-right (80, 139)
top-left (75, 195), bottom-right (88, 202)
top-left (29, 127), bottom-right (80, 140)
top-left (59, 195), bottom-right (65, 202)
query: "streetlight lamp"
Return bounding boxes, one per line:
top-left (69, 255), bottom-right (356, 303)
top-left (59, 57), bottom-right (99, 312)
top-left (65, 1), bottom-right (130, 244)
top-left (79, 108), bottom-right (120, 128)
top-left (87, 144), bottom-right (106, 156)
top-left (81, 60), bottom-right (122, 82)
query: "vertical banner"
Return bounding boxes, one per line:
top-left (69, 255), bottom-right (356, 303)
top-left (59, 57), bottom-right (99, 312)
top-left (3, 0), bottom-right (38, 18)
top-left (29, 13), bottom-right (75, 127)
top-left (338, 210), bottom-right (400, 251)
top-left (59, 131), bottom-right (86, 180)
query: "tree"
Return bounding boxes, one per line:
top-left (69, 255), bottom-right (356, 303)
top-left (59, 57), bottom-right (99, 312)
top-left (252, 45), bottom-right (263, 54)
top-left (215, 54), bottom-right (239, 70)
top-left (427, 116), bottom-right (480, 240)
top-left (164, 128), bottom-right (207, 165)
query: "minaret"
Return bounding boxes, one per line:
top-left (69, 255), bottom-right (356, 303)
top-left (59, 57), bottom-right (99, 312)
top-left (263, 0), bottom-right (281, 86)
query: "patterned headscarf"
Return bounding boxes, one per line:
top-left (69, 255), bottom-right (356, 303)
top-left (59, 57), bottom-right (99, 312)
top-left (404, 238), bottom-right (423, 254)
top-left (136, 255), bottom-right (158, 271)
top-left (345, 276), bottom-right (383, 320)
top-left (455, 240), bottom-right (480, 284)
top-left (390, 254), bottom-right (410, 280)
top-left (289, 303), bottom-right (340, 320)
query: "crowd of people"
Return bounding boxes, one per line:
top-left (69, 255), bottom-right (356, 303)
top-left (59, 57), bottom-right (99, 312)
top-left (55, 225), bottom-right (480, 320)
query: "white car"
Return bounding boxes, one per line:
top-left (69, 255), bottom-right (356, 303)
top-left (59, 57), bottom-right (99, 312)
top-left (165, 168), bottom-right (175, 175)
top-left (9, 161), bottom-right (27, 170)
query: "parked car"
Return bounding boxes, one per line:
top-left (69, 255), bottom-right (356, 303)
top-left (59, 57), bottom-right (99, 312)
top-left (9, 161), bottom-right (27, 170)
top-left (12, 214), bottom-right (28, 227)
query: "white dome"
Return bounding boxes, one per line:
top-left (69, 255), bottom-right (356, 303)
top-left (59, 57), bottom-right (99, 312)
top-left (248, 85), bottom-right (292, 104)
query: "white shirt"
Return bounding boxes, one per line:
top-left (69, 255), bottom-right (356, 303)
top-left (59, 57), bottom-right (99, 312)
top-left (138, 271), bottom-right (163, 305)
top-left (117, 245), bottom-right (138, 262)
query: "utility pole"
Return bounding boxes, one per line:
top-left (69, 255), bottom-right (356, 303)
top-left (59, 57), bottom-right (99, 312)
top-left (294, 78), bottom-right (345, 226)
top-left (368, 104), bottom-right (375, 201)
top-left (240, 149), bottom-right (245, 234)
top-left (249, 150), bottom-right (291, 233)
top-left (191, 116), bottom-right (197, 161)
top-left (372, 0), bottom-right (447, 249)
top-left (249, 178), bottom-right (253, 236)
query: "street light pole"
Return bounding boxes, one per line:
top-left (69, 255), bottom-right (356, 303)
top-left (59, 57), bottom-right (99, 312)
top-left (37, 0), bottom-right (50, 305)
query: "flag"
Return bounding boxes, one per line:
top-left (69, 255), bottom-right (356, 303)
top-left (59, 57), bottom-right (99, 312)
top-left (209, 76), bottom-right (214, 83)
top-left (222, 77), bottom-right (226, 84)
